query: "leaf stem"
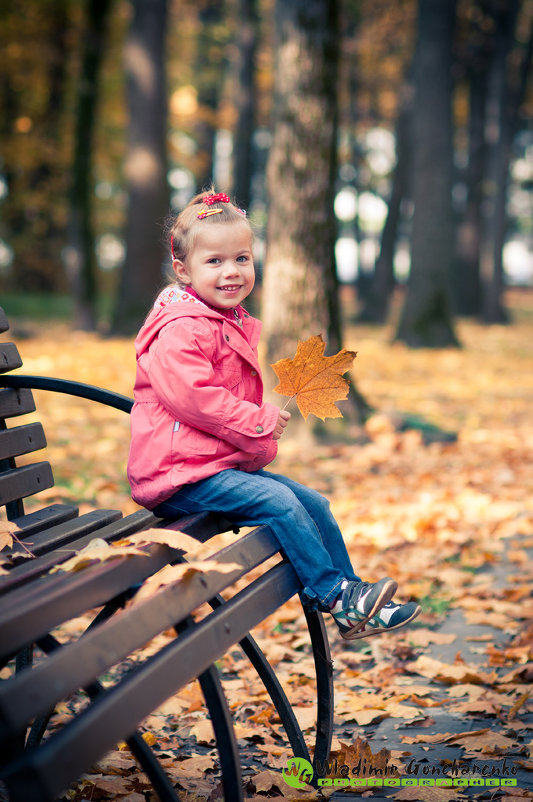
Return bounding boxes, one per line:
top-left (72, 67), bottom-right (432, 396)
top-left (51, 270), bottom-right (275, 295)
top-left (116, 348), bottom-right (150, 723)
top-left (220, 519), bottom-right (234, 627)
top-left (11, 531), bottom-right (36, 559)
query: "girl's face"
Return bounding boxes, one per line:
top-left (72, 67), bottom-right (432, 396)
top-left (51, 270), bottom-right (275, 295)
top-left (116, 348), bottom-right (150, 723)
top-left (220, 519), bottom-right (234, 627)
top-left (173, 221), bottom-right (255, 310)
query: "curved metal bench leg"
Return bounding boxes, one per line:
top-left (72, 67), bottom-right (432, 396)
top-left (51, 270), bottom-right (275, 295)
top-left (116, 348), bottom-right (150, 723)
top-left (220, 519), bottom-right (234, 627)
top-left (205, 592), bottom-right (310, 761)
top-left (125, 732), bottom-right (181, 802)
top-left (237, 632), bottom-right (310, 761)
top-left (31, 635), bottom-right (181, 801)
top-left (175, 618), bottom-right (243, 802)
top-left (196, 666), bottom-right (244, 802)
top-left (303, 609), bottom-right (333, 768)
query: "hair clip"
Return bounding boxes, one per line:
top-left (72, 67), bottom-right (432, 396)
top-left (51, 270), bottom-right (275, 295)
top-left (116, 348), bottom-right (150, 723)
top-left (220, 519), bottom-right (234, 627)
top-left (170, 234), bottom-right (176, 259)
top-left (203, 192), bottom-right (230, 206)
top-left (197, 208), bottom-right (224, 219)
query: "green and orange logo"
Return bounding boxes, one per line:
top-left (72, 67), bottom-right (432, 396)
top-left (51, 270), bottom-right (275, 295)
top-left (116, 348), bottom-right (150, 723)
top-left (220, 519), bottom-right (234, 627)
top-left (282, 757), bottom-right (314, 789)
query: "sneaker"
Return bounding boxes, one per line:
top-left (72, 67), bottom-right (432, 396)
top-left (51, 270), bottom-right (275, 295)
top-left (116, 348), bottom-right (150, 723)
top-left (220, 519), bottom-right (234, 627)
top-left (330, 577), bottom-right (397, 640)
top-left (345, 599), bottom-right (422, 641)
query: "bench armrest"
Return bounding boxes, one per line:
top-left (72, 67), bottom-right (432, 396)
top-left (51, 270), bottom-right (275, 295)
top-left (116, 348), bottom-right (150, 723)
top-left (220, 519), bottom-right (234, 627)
top-left (0, 374), bottom-right (133, 413)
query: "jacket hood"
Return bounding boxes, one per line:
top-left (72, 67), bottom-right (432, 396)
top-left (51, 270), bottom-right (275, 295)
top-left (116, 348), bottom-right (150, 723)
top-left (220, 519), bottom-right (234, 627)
top-left (135, 287), bottom-right (258, 358)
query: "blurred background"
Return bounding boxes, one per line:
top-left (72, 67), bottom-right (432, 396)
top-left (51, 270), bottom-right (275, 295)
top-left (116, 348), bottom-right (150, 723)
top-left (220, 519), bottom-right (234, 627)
top-left (1, 0), bottom-right (532, 359)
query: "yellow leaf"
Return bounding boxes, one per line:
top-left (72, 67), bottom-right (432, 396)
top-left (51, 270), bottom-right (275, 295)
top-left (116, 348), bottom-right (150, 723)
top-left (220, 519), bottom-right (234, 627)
top-left (507, 688), bottom-right (531, 721)
top-left (171, 755), bottom-right (216, 777)
top-left (127, 527), bottom-right (208, 556)
top-left (271, 334), bottom-right (357, 420)
top-left (50, 539), bottom-right (149, 574)
top-left (189, 719), bottom-right (215, 744)
top-left (130, 560), bottom-right (243, 603)
top-left (0, 520), bottom-right (23, 552)
top-left (0, 532), bottom-right (13, 551)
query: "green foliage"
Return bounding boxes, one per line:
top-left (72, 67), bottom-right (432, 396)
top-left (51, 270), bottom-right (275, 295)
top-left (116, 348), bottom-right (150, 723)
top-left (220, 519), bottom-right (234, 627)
top-left (1, 293), bottom-right (73, 320)
top-left (1, 292), bottom-right (114, 322)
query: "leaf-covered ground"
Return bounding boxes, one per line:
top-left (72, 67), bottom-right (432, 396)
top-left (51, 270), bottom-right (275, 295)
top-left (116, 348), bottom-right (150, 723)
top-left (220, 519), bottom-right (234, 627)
top-left (2, 290), bottom-right (533, 801)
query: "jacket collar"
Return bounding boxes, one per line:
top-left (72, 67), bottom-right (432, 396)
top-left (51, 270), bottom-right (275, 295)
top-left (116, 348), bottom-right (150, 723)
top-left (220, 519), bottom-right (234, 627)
top-left (136, 285), bottom-right (261, 356)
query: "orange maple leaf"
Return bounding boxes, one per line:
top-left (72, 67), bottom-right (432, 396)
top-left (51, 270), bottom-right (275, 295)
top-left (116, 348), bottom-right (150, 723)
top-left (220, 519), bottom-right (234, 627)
top-left (270, 334), bottom-right (357, 420)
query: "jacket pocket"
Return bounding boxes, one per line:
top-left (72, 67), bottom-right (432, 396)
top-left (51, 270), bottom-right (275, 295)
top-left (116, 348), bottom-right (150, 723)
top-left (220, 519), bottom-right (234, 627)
top-left (212, 366), bottom-right (241, 390)
top-left (171, 421), bottom-right (218, 463)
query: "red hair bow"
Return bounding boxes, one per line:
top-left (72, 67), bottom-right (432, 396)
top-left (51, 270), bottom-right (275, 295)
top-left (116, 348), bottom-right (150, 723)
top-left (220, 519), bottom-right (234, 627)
top-left (203, 193), bottom-right (230, 205)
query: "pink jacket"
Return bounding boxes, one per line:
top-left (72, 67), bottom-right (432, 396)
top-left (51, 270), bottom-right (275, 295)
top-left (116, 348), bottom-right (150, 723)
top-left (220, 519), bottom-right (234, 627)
top-left (127, 289), bottom-right (280, 509)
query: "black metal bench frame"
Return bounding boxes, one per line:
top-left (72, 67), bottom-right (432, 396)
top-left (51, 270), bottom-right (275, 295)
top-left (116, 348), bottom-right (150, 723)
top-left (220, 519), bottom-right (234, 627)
top-left (0, 308), bottom-right (334, 802)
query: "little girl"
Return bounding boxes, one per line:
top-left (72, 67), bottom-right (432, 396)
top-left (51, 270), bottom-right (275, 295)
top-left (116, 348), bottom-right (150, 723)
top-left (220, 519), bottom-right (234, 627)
top-left (128, 190), bottom-right (420, 640)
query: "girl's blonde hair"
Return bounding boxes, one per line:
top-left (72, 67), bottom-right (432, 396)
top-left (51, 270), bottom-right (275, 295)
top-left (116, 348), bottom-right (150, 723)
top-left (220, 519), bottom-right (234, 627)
top-left (169, 189), bottom-right (251, 265)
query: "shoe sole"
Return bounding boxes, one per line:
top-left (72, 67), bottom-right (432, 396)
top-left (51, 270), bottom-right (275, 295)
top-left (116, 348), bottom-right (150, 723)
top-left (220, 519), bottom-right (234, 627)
top-left (340, 603), bottom-right (422, 641)
top-left (339, 577), bottom-right (397, 640)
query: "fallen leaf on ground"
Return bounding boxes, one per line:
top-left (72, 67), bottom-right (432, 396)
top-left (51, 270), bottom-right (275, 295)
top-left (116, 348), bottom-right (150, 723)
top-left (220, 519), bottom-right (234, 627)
top-left (393, 786), bottom-right (464, 801)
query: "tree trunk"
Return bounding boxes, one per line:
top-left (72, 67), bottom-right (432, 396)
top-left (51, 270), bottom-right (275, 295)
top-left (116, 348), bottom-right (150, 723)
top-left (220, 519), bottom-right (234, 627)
top-left (68, 0), bottom-right (112, 330)
top-left (479, 0), bottom-right (520, 323)
top-left (395, 0), bottom-right (459, 348)
top-left (194, 1), bottom-right (226, 192)
top-left (232, 0), bottom-right (258, 211)
top-left (2, 0), bottom-right (72, 295)
top-left (358, 80), bottom-right (413, 324)
top-left (454, 54), bottom-right (487, 316)
top-left (111, 0), bottom-right (169, 335)
top-left (262, 0), bottom-right (341, 362)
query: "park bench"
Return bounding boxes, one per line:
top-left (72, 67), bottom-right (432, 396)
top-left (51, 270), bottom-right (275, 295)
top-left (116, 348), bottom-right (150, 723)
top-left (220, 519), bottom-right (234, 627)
top-left (0, 306), bottom-right (333, 802)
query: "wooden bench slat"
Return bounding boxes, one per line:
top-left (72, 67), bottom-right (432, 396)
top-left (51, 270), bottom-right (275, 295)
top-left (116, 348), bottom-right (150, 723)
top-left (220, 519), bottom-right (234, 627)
top-left (0, 462), bottom-right (54, 506)
top-left (0, 525), bottom-right (279, 661)
top-left (0, 509), bottom-right (155, 594)
top-left (0, 387), bottom-right (36, 418)
top-left (0, 509), bottom-right (217, 598)
top-left (0, 422), bottom-right (47, 461)
top-left (8, 508), bottom-right (123, 558)
top-left (1, 563), bottom-right (298, 802)
top-left (6, 503), bottom-right (79, 537)
top-left (0, 546), bottom-right (183, 659)
top-left (0, 343), bottom-right (22, 374)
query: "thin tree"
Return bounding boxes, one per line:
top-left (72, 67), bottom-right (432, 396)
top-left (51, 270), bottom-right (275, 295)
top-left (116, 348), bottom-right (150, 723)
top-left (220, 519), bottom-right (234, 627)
top-left (111, 0), bottom-right (169, 335)
top-left (453, 0), bottom-right (490, 317)
top-left (395, 0), bottom-right (459, 347)
top-left (193, 1), bottom-right (227, 192)
top-left (358, 78), bottom-right (414, 324)
top-left (232, 0), bottom-right (258, 211)
top-left (0, 0), bottom-right (74, 295)
top-left (479, 0), bottom-right (532, 323)
top-left (69, 0), bottom-right (112, 330)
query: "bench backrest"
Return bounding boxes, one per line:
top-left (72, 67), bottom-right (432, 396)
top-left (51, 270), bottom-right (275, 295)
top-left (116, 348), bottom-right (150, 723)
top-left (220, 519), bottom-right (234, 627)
top-left (0, 308), bottom-right (54, 520)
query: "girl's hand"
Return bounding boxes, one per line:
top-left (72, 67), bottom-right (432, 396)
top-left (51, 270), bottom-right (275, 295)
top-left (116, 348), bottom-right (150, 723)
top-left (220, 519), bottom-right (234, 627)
top-left (272, 409), bottom-right (291, 440)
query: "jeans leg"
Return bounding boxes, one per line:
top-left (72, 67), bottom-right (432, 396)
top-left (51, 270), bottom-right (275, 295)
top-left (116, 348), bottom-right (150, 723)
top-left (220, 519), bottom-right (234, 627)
top-left (255, 470), bottom-right (359, 583)
top-left (153, 469), bottom-right (350, 609)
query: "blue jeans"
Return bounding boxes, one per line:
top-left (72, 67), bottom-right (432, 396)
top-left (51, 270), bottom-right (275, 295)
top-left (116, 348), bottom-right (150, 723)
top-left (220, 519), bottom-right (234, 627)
top-left (153, 469), bottom-right (359, 610)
